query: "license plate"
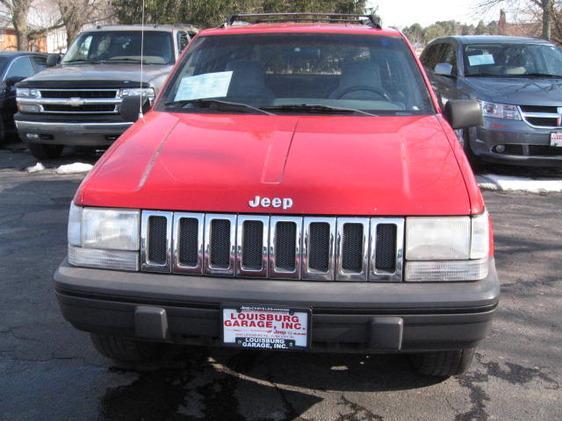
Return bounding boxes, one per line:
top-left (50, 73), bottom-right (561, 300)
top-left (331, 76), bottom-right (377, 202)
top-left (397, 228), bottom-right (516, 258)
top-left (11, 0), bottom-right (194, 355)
top-left (222, 305), bottom-right (310, 350)
top-left (551, 132), bottom-right (562, 147)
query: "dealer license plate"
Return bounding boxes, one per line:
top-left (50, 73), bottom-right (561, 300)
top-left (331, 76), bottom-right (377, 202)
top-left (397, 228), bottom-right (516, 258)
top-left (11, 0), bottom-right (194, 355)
top-left (222, 305), bottom-right (310, 350)
top-left (551, 132), bottom-right (562, 147)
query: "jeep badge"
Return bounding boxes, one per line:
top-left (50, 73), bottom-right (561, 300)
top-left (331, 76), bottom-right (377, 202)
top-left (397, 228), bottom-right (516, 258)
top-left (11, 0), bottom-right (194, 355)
top-left (249, 196), bottom-right (293, 210)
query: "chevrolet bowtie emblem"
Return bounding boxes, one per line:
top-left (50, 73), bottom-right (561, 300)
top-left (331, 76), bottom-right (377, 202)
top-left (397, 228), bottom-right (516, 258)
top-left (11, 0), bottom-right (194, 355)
top-left (68, 97), bottom-right (84, 107)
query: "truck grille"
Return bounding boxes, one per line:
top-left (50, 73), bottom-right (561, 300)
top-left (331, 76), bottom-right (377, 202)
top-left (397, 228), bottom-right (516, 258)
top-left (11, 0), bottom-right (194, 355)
top-left (520, 105), bottom-right (562, 128)
top-left (42, 104), bottom-right (117, 113)
top-left (141, 211), bottom-right (404, 282)
top-left (34, 89), bottom-right (120, 115)
top-left (40, 90), bottom-right (118, 99)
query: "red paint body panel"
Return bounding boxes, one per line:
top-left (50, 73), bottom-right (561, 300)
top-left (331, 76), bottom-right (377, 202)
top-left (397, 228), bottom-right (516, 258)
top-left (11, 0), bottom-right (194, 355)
top-left (74, 25), bottom-right (485, 218)
top-left (76, 111), bottom-right (478, 216)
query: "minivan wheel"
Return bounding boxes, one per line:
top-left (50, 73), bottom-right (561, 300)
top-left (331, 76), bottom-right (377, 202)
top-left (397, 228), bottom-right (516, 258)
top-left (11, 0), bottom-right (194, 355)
top-left (90, 333), bottom-right (162, 363)
top-left (409, 348), bottom-right (475, 378)
top-left (28, 143), bottom-right (64, 160)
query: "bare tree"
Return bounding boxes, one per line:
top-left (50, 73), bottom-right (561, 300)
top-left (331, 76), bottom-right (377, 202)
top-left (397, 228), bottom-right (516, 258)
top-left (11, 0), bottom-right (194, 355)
top-left (1, 0), bottom-right (33, 49)
top-left (479, 0), bottom-right (559, 39)
top-left (55, 0), bottom-right (113, 46)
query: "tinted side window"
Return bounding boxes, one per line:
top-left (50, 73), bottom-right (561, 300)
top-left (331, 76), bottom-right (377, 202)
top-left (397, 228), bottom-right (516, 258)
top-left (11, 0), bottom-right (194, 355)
top-left (5, 57), bottom-right (35, 79)
top-left (31, 56), bottom-right (47, 72)
top-left (421, 44), bottom-right (443, 71)
top-left (178, 31), bottom-right (189, 53)
top-left (439, 43), bottom-right (458, 75)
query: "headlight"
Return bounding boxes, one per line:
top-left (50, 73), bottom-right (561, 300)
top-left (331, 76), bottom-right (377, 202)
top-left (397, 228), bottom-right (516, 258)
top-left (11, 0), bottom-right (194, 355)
top-left (17, 104), bottom-right (41, 113)
top-left (405, 212), bottom-right (490, 282)
top-left (120, 87), bottom-right (155, 99)
top-left (481, 101), bottom-right (521, 120)
top-left (67, 203), bottom-right (140, 271)
top-left (16, 88), bottom-right (40, 98)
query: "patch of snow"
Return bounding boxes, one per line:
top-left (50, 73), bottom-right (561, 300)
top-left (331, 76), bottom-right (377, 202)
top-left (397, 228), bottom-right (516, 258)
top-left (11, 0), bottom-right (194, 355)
top-left (56, 162), bottom-right (93, 175)
top-left (478, 174), bottom-right (562, 193)
top-left (26, 162), bottom-right (45, 173)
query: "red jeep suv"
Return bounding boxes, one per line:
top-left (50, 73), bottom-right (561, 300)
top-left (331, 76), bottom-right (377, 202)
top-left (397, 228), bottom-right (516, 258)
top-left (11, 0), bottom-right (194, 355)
top-left (54, 14), bottom-right (499, 377)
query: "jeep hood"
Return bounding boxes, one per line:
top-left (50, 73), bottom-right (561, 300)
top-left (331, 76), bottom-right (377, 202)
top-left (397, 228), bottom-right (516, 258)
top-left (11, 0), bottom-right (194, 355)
top-left (77, 112), bottom-right (475, 216)
top-left (464, 76), bottom-right (562, 106)
top-left (17, 63), bottom-right (171, 88)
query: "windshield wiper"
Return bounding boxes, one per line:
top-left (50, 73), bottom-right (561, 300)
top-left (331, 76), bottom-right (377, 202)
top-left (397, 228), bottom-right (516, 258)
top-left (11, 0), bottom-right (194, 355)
top-left (468, 72), bottom-right (562, 78)
top-left (63, 59), bottom-right (101, 64)
top-left (466, 73), bottom-right (502, 77)
top-left (514, 72), bottom-right (562, 78)
top-left (263, 104), bottom-right (377, 116)
top-left (164, 99), bottom-right (274, 115)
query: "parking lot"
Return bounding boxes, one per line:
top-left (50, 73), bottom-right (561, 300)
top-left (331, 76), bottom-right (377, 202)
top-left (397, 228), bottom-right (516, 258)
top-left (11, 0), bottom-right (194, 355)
top-left (0, 146), bottom-right (560, 420)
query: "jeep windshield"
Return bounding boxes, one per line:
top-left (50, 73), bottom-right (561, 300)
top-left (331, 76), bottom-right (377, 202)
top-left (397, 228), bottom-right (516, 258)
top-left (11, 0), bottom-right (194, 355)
top-left (161, 34), bottom-right (434, 115)
top-left (63, 31), bottom-right (175, 65)
top-left (464, 43), bottom-right (562, 77)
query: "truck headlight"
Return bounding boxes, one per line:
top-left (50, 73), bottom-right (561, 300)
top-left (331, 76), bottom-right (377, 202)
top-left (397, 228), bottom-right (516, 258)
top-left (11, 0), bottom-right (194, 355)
top-left (16, 88), bottom-right (40, 98)
top-left (67, 203), bottom-right (140, 271)
top-left (405, 212), bottom-right (490, 282)
top-left (120, 87), bottom-right (155, 99)
top-left (481, 101), bottom-right (521, 120)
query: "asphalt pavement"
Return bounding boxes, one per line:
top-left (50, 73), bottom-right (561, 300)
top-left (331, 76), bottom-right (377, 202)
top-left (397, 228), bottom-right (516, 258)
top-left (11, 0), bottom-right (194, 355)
top-left (0, 146), bottom-right (560, 421)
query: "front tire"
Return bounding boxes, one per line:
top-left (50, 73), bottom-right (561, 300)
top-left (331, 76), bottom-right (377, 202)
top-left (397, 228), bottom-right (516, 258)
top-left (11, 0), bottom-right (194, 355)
top-left (90, 333), bottom-right (162, 363)
top-left (28, 143), bottom-right (64, 160)
top-left (409, 348), bottom-right (475, 378)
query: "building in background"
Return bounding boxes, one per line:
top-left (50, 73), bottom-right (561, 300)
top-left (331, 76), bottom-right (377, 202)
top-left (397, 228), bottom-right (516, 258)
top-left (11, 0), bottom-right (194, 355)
top-left (498, 9), bottom-right (541, 38)
top-left (0, 12), bottom-right (47, 52)
top-left (46, 27), bottom-right (67, 53)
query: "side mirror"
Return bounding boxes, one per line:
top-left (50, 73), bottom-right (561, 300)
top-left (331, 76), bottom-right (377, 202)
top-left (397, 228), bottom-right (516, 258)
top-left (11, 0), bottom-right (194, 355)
top-left (120, 95), bottom-right (151, 122)
top-left (444, 100), bottom-right (483, 130)
top-left (434, 63), bottom-right (454, 77)
top-left (46, 53), bottom-right (62, 67)
top-left (4, 76), bottom-right (26, 88)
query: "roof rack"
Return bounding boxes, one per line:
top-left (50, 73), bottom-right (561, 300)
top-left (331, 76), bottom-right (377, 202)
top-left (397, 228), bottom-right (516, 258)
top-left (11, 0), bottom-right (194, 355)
top-left (226, 13), bottom-right (382, 29)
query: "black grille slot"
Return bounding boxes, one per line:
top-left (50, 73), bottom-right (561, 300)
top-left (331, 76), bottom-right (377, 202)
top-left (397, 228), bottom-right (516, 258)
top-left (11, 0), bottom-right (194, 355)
top-left (342, 224), bottom-right (364, 272)
top-left (179, 218), bottom-right (199, 266)
top-left (375, 224), bottom-right (397, 272)
top-left (242, 221), bottom-right (263, 270)
top-left (40, 90), bottom-right (117, 99)
top-left (43, 104), bottom-right (116, 113)
top-left (210, 220), bottom-right (231, 268)
top-left (308, 223), bottom-right (330, 272)
top-left (529, 145), bottom-right (562, 157)
top-left (275, 222), bottom-right (297, 271)
top-left (526, 117), bottom-right (559, 127)
top-left (148, 216), bottom-right (167, 264)
top-left (521, 105), bottom-right (557, 113)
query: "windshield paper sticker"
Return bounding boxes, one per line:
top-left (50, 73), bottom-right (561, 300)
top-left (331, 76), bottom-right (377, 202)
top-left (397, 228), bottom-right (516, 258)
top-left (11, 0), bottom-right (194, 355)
top-left (468, 54), bottom-right (495, 66)
top-left (174, 71), bottom-right (233, 101)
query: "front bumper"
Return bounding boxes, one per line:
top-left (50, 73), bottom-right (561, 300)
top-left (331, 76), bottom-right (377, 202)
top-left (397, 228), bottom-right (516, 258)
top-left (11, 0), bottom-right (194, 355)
top-left (54, 259), bottom-right (500, 353)
top-left (15, 113), bottom-right (132, 146)
top-left (469, 118), bottom-right (562, 167)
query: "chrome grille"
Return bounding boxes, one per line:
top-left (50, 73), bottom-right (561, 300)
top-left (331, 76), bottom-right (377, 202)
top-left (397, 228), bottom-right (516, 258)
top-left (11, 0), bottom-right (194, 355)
top-left (27, 89), bottom-right (121, 114)
top-left (520, 105), bottom-right (562, 128)
top-left (40, 90), bottom-right (118, 99)
top-left (141, 211), bottom-right (405, 282)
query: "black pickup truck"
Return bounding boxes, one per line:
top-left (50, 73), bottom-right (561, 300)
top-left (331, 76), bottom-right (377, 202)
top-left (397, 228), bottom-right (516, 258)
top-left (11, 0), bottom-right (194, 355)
top-left (15, 24), bottom-right (197, 160)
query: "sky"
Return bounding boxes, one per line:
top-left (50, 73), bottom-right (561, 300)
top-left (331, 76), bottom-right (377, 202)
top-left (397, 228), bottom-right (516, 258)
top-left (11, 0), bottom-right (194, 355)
top-left (369, 0), bottom-right (507, 29)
